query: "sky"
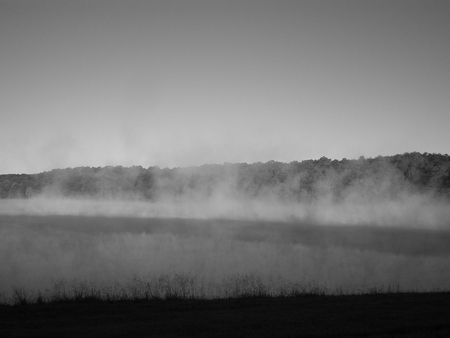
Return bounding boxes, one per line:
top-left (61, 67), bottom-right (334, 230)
top-left (1, 0), bottom-right (449, 174)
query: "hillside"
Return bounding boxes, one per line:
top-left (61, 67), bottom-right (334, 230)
top-left (1, 152), bottom-right (449, 201)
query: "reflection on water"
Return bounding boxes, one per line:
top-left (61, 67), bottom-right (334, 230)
top-left (1, 213), bottom-right (450, 296)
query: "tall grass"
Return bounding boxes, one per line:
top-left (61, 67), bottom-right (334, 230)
top-left (1, 273), bottom-right (439, 306)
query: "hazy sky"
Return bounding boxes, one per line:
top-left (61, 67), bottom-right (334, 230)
top-left (1, 0), bottom-right (449, 174)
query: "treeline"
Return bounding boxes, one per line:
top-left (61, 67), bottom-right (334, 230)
top-left (1, 152), bottom-right (449, 201)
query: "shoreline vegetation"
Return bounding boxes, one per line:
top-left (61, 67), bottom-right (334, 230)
top-left (4, 273), bottom-right (444, 306)
top-left (1, 277), bottom-right (450, 338)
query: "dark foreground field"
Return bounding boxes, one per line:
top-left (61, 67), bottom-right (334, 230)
top-left (1, 293), bottom-right (450, 337)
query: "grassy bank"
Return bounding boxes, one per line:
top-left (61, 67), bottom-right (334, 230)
top-left (2, 275), bottom-right (450, 337)
top-left (1, 273), bottom-right (437, 306)
top-left (1, 289), bottom-right (450, 337)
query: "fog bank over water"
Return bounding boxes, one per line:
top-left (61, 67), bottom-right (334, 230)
top-left (1, 153), bottom-right (449, 228)
top-left (1, 194), bottom-right (449, 229)
top-left (1, 195), bottom-right (450, 298)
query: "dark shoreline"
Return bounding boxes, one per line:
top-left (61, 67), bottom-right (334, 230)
top-left (2, 293), bottom-right (450, 337)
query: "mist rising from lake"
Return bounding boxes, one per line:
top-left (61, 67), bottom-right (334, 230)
top-left (1, 198), bottom-right (450, 298)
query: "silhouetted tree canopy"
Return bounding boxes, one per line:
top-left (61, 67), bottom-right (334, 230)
top-left (0, 152), bottom-right (449, 200)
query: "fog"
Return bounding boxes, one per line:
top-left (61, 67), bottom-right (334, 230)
top-left (1, 189), bottom-right (450, 299)
top-left (5, 155), bottom-right (447, 229)
top-left (1, 192), bottom-right (450, 229)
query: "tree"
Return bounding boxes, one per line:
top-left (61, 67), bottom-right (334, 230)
top-left (0, 180), bottom-right (11, 198)
top-left (8, 182), bottom-right (23, 198)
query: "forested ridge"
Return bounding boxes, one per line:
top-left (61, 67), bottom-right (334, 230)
top-left (1, 152), bottom-right (450, 201)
